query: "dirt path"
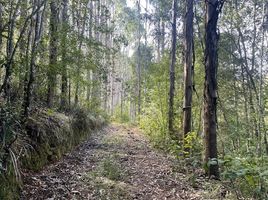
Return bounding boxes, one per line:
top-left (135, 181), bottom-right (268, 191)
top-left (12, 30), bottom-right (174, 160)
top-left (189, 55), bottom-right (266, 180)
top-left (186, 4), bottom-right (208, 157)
top-left (21, 124), bottom-right (204, 200)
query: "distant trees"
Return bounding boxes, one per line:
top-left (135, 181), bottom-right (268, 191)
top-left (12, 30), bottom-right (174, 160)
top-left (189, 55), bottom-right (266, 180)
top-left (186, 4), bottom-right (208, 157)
top-left (0, 0), bottom-right (129, 117)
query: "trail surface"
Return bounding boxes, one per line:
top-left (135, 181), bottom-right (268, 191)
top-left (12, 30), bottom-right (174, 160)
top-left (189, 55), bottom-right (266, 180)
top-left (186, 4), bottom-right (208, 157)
top-left (21, 124), bottom-right (204, 200)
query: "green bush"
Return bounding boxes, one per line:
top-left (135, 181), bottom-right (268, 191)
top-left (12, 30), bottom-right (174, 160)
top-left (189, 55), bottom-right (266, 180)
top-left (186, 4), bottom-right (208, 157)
top-left (183, 132), bottom-right (202, 158)
top-left (221, 155), bottom-right (268, 199)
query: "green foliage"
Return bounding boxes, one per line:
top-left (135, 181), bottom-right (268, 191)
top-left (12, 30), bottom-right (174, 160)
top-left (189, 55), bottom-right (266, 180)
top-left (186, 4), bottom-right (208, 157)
top-left (0, 103), bottom-right (22, 199)
top-left (0, 166), bottom-right (20, 200)
top-left (221, 155), bottom-right (268, 199)
top-left (183, 132), bottom-right (202, 158)
top-left (72, 108), bottom-right (93, 131)
top-left (100, 157), bottom-right (123, 181)
top-left (139, 57), bottom-right (182, 157)
top-left (23, 108), bottom-right (106, 171)
top-left (112, 105), bottom-right (130, 123)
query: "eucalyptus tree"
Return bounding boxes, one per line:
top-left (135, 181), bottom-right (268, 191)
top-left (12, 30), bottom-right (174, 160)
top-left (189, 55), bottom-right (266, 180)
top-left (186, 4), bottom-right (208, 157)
top-left (60, 0), bottom-right (69, 110)
top-left (22, 0), bottom-right (47, 117)
top-left (203, 0), bottom-right (225, 178)
top-left (168, 0), bottom-right (177, 134)
top-left (182, 0), bottom-right (194, 138)
top-left (47, 0), bottom-right (58, 108)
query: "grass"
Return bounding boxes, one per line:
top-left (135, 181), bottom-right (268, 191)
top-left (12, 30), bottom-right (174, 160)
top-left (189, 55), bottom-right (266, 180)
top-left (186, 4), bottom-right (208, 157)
top-left (101, 135), bottom-right (124, 147)
top-left (82, 155), bottom-right (130, 199)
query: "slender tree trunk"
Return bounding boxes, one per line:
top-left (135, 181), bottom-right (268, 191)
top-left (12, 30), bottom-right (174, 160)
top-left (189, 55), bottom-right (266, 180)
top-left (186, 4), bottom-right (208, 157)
top-left (156, 9), bottom-right (161, 62)
top-left (68, 77), bottom-right (71, 107)
top-left (0, 2), bottom-right (3, 52)
top-left (3, 1), bottom-right (16, 100)
top-left (183, 0), bottom-right (194, 138)
top-left (168, 0), bottom-right (177, 134)
top-left (91, 0), bottom-right (101, 109)
top-left (203, 0), bottom-right (224, 179)
top-left (0, 0), bottom-right (45, 97)
top-left (260, 0), bottom-right (267, 155)
top-left (74, 1), bottom-right (88, 107)
top-left (161, 20), bottom-right (165, 56)
top-left (251, 0), bottom-right (257, 72)
top-left (60, 0), bottom-right (68, 110)
top-left (120, 81), bottom-right (124, 119)
top-left (111, 57), bottom-right (115, 115)
top-left (47, 0), bottom-right (58, 107)
top-left (23, 0), bottom-right (45, 118)
top-left (86, 0), bottom-right (93, 102)
top-left (18, 1), bottom-right (29, 95)
top-left (138, 0), bottom-right (141, 117)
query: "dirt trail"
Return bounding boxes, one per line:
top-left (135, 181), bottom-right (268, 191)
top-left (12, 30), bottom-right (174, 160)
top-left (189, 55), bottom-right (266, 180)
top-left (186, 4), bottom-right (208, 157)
top-left (21, 124), bottom-right (204, 200)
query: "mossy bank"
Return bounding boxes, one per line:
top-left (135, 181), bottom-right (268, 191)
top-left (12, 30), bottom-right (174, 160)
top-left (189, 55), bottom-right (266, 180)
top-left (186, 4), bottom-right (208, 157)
top-left (0, 108), bottom-right (106, 199)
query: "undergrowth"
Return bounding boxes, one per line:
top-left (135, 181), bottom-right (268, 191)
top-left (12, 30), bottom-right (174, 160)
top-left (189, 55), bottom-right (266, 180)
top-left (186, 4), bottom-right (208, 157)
top-left (0, 106), bottom-right (106, 199)
top-left (138, 104), bottom-right (268, 199)
top-left (82, 155), bottom-right (129, 200)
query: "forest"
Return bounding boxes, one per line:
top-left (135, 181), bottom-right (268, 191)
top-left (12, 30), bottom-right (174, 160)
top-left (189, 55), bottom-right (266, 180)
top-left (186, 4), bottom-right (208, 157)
top-left (0, 0), bottom-right (268, 199)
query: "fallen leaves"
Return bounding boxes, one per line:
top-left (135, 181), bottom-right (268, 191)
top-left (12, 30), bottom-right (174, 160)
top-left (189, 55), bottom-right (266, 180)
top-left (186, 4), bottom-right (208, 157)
top-left (21, 124), bottom-right (205, 200)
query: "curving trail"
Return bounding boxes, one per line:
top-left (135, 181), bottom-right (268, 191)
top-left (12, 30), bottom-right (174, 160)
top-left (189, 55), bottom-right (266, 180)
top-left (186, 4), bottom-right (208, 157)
top-left (21, 124), bottom-right (203, 200)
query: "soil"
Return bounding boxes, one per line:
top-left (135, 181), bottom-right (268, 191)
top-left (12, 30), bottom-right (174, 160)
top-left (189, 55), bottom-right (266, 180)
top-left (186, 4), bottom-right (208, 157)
top-left (21, 124), bottom-right (204, 200)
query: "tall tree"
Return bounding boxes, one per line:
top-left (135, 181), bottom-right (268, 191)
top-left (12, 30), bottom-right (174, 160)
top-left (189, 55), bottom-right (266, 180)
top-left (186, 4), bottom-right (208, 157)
top-left (23, 0), bottom-right (46, 118)
top-left (203, 0), bottom-right (224, 178)
top-left (168, 0), bottom-right (177, 133)
top-left (137, 0), bottom-right (142, 118)
top-left (183, 0), bottom-right (194, 138)
top-left (60, 0), bottom-right (69, 110)
top-left (47, 0), bottom-right (58, 107)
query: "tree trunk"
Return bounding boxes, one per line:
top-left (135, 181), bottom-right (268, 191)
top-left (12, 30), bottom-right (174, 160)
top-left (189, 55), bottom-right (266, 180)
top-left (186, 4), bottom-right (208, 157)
top-left (3, 1), bottom-right (16, 100)
top-left (0, 2), bottom-right (3, 51)
top-left (47, 0), bottom-right (58, 108)
top-left (203, 0), bottom-right (224, 179)
top-left (161, 19), bottom-right (165, 56)
top-left (86, 0), bottom-right (93, 102)
top-left (23, 0), bottom-right (44, 118)
top-left (137, 0), bottom-right (141, 118)
top-left (168, 0), bottom-right (177, 134)
top-left (60, 0), bottom-right (68, 110)
top-left (259, 1), bottom-right (267, 155)
top-left (74, 3), bottom-right (87, 107)
top-left (183, 0), bottom-right (194, 138)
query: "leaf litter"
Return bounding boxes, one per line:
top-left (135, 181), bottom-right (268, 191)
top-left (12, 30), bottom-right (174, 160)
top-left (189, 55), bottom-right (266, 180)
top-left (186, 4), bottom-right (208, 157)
top-left (21, 124), bottom-right (205, 200)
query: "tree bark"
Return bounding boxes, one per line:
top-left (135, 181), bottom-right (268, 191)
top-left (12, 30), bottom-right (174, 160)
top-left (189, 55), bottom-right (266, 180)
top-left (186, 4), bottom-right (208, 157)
top-left (168, 0), bottom-right (177, 134)
top-left (0, 2), bottom-right (3, 51)
top-left (60, 0), bottom-right (68, 110)
top-left (23, 0), bottom-right (45, 118)
top-left (86, 0), bottom-right (93, 102)
top-left (183, 0), bottom-right (194, 138)
top-left (74, 2), bottom-right (87, 107)
top-left (47, 0), bottom-right (58, 108)
top-left (203, 0), bottom-right (224, 179)
top-left (137, 0), bottom-right (141, 118)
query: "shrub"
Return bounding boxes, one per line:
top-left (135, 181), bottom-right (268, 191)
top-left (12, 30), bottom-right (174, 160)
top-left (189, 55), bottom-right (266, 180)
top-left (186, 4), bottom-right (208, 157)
top-left (221, 155), bottom-right (268, 199)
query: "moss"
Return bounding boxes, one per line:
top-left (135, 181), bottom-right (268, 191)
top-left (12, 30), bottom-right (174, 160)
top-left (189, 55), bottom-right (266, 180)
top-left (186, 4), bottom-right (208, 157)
top-left (21, 142), bottom-right (51, 171)
top-left (0, 109), bottom-right (105, 199)
top-left (21, 109), bottom-right (103, 171)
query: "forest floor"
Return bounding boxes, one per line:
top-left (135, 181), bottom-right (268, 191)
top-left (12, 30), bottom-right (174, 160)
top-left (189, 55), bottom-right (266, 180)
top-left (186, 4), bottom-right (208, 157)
top-left (21, 124), bottom-right (209, 200)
